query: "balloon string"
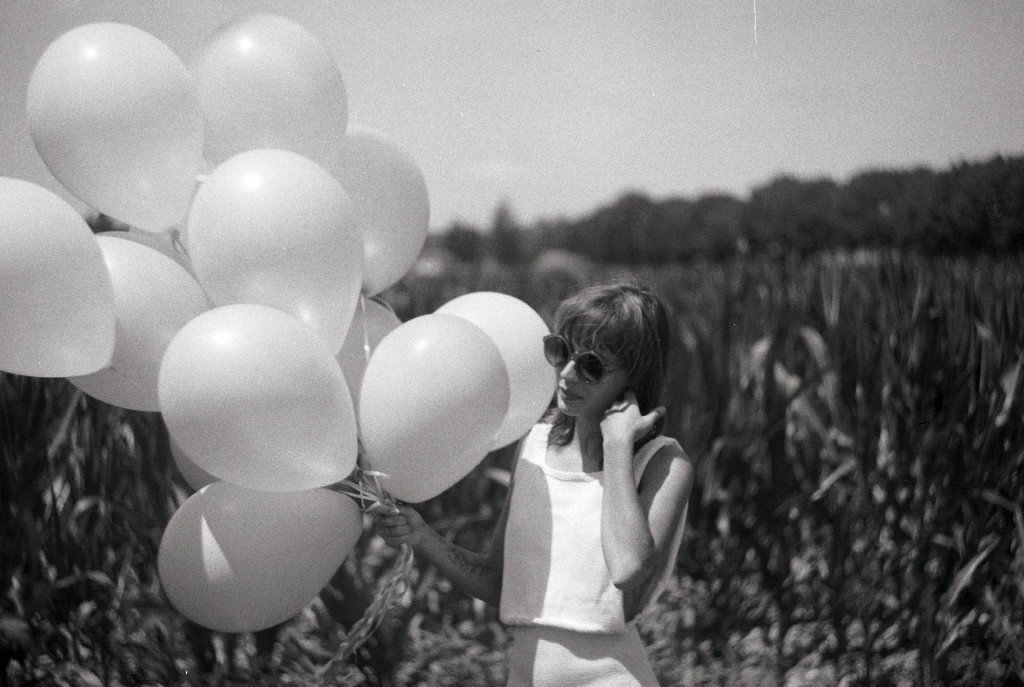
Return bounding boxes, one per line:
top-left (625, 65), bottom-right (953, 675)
top-left (359, 292), bottom-right (371, 365)
top-left (169, 228), bottom-right (190, 259)
top-left (316, 467), bottom-right (414, 684)
top-left (313, 543), bottom-right (414, 684)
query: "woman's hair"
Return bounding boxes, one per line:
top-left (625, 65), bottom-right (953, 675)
top-left (545, 279), bottom-right (672, 447)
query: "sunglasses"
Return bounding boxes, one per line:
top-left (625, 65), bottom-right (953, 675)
top-left (543, 334), bottom-right (622, 384)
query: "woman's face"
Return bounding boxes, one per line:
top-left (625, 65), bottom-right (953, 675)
top-left (553, 339), bottom-right (630, 420)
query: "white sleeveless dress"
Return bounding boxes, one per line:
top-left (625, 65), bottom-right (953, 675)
top-left (500, 423), bottom-right (687, 686)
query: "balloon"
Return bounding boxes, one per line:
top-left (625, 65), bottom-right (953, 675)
top-left (112, 226), bottom-right (202, 283)
top-left (68, 236), bottom-right (209, 411)
top-left (27, 23), bottom-right (204, 231)
top-left (329, 127), bottom-right (430, 295)
top-left (0, 178), bottom-right (115, 377)
top-left (359, 314), bottom-right (509, 502)
top-left (190, 13), bottom-right (348, 167)
top-left (159, 482), bottom-right (362, 632)
top-left (438, 292), bottom-right (555, 449)
top-left (83, 215), bottom-right (194, 275)
top-left (169, 436), bottom-right (217, 492)
top-left (186, 149), bottom-right (363, 353)
top-left (335, 296), bottom-right (402, 409)
top-left (159, 304), bottom-right (357, 491)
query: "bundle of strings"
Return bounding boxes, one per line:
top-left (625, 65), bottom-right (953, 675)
top-left (313, 468), bottom-right (415, 685)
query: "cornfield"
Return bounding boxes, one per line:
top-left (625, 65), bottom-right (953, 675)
top-left (2, 249), bottom-right (1023, 686)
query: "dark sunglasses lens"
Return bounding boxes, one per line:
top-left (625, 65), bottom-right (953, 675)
top-left (576, 352), bottom-right (605, 383)
top-left (543, 336), bottom-right (570, 367)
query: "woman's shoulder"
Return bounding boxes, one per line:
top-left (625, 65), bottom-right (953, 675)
top-left (636, 433), bottom-right (686, 460)
top-left (632, 434), bottom-right (690, 485)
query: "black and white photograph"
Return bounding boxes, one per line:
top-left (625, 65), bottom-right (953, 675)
top-left (1, 2), bottom-right (1022, 685)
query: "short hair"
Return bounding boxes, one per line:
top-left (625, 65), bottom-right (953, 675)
top-left (546, 279), bottom-right (672, 447)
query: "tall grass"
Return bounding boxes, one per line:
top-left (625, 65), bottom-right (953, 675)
top-left (2, 249), bottom-right (1023, 686)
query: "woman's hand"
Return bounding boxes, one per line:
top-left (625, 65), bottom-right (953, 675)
top-left (601, 390), bottom-right (665, 449)
top-left (372, 502), bottom-right (429, 550)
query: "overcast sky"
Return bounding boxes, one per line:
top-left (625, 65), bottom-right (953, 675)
top-left (1, 1), bottom-right (1022, 230)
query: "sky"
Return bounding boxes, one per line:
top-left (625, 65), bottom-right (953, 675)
top-left (1, 1), bottom-right (1022, 230)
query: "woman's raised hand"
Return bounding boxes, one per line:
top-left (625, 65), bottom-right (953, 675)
top-left (372, 502), bottom-right (429, 550)
top-left (601, 390), bottom-right (666, 447)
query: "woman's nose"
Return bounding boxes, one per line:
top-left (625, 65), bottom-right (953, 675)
top-left (560, 359), bottom-right (581, 382)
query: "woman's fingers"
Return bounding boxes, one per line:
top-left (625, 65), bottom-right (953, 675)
top-left (373, 504), bottom-right (423, 548)
top-left (648, 406), bottom-right (666, 426)
top-left (377, 515), bottom-right (410, 534)
top-left (639, 406), bottom-right (666, 437)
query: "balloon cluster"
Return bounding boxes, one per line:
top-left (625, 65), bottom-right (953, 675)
top-left (0, 15), bottom-right (554, 633)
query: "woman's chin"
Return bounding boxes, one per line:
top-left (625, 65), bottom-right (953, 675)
top-left (556, 392), bottom-right (581, 416)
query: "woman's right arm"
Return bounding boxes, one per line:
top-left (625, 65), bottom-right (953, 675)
top-left (373, 450), bottom-right (518, 608)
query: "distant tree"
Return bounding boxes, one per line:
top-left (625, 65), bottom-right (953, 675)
top-left (987, 156), bottom-right (1024, 252)
top-left (926, 156), bottom-right (1024, 253)
top-left (586, 192), bottom-right (662, 264)
top-left (438, 221), bottom-right (484, 262)
top-left (489, 200), bottom-right (527, 264)
top-left (839, 169), bottom-right (908, 246)
top-left (491, 154), bottom-right (1024, 262)
top-left (690, 194), bottom-right (744, 258)
top-left (743, 176), bottom-right (846, 253)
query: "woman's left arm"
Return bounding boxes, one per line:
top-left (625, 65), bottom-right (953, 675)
top-left (600, 394), bottom-right (693, 591)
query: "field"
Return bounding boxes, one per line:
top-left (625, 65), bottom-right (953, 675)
top-left (3, 249), bottom-right (1023, 686)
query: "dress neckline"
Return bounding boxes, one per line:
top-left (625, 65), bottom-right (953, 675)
top-left (535, 424), bottom-right (602, 481)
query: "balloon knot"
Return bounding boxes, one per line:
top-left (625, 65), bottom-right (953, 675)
top-left (337, 466), bottom-right (397, 513)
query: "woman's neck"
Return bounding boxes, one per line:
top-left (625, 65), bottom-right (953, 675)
top-left (573, 414), bottom-right (604, 466)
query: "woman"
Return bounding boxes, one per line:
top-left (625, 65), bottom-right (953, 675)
top-left (375, 280), bottom-right (693, 685)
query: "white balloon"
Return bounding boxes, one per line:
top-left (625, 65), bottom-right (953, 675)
top-left (329, 127), bottom-right (429, 295)
top-left (114, 226), bottom-right (201, 283)
top-left (335, 297), bottom-right (402, 409)
top-left (159, 482), bottom-right (362, 632)
top-left (359, 314), bottom-right (509, 502)
top-left (0, 178), bottom-right (115, 377)
top-left (69, 235), bottom-right (209, 411)
top-left (159, 304), bottom-right (358, 492)
top-left (438, 292), bottom-right (555, 448)
top-left (27, 23), bottom-right (205, 231)
top-left (190, 13), bottom-right (348, 167)
top-left (186, 149), bottom-right (363, 353)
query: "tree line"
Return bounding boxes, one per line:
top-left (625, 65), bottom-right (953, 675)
top-left (433, 154), bottom-right (1024, 263)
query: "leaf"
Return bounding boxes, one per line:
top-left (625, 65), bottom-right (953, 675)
top-left (56, 663), bottom-right (104, 687)
top-left (945, 536), bottom-right (1000, 608)
top-left (70, 496), bottom-right (109, 520)
top-left (798, 326), bottom-right (831, 370)
top-left (980, 489), bottom-right (1016, 513)
top-left (772, 361), bottom-right (801, 398)
top-left (811, 457), bottom-right (857, 501)
top-left (482, 467), bottom-right (510, 487)
top-left (45, 389), bottom-right (82, 460)
top-left (75, 601), bottom-right (98, 628)
top-left (936, 608), bottom-right (978, 659)
top-left (995, 354), bottom-right (1023, 427)
top-left (53, 571), bottom-right (113, 590)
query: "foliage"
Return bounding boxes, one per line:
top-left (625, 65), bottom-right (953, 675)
top-left (431, 155), bottom-right (1024, 262)
top-left (3, 250), bottom-right (1024, 685)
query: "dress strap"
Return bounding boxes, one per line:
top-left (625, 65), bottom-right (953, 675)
top-left (631, 436), bottom-right (678, 487)
top-left (517, 423), bottom-right (551, 467)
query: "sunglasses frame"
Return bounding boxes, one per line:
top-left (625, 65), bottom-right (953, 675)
top-left (543, 334), bottom-right (622, 384)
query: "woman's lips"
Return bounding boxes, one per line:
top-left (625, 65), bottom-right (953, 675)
top-left (558, 385), bottom-right (582, 401)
